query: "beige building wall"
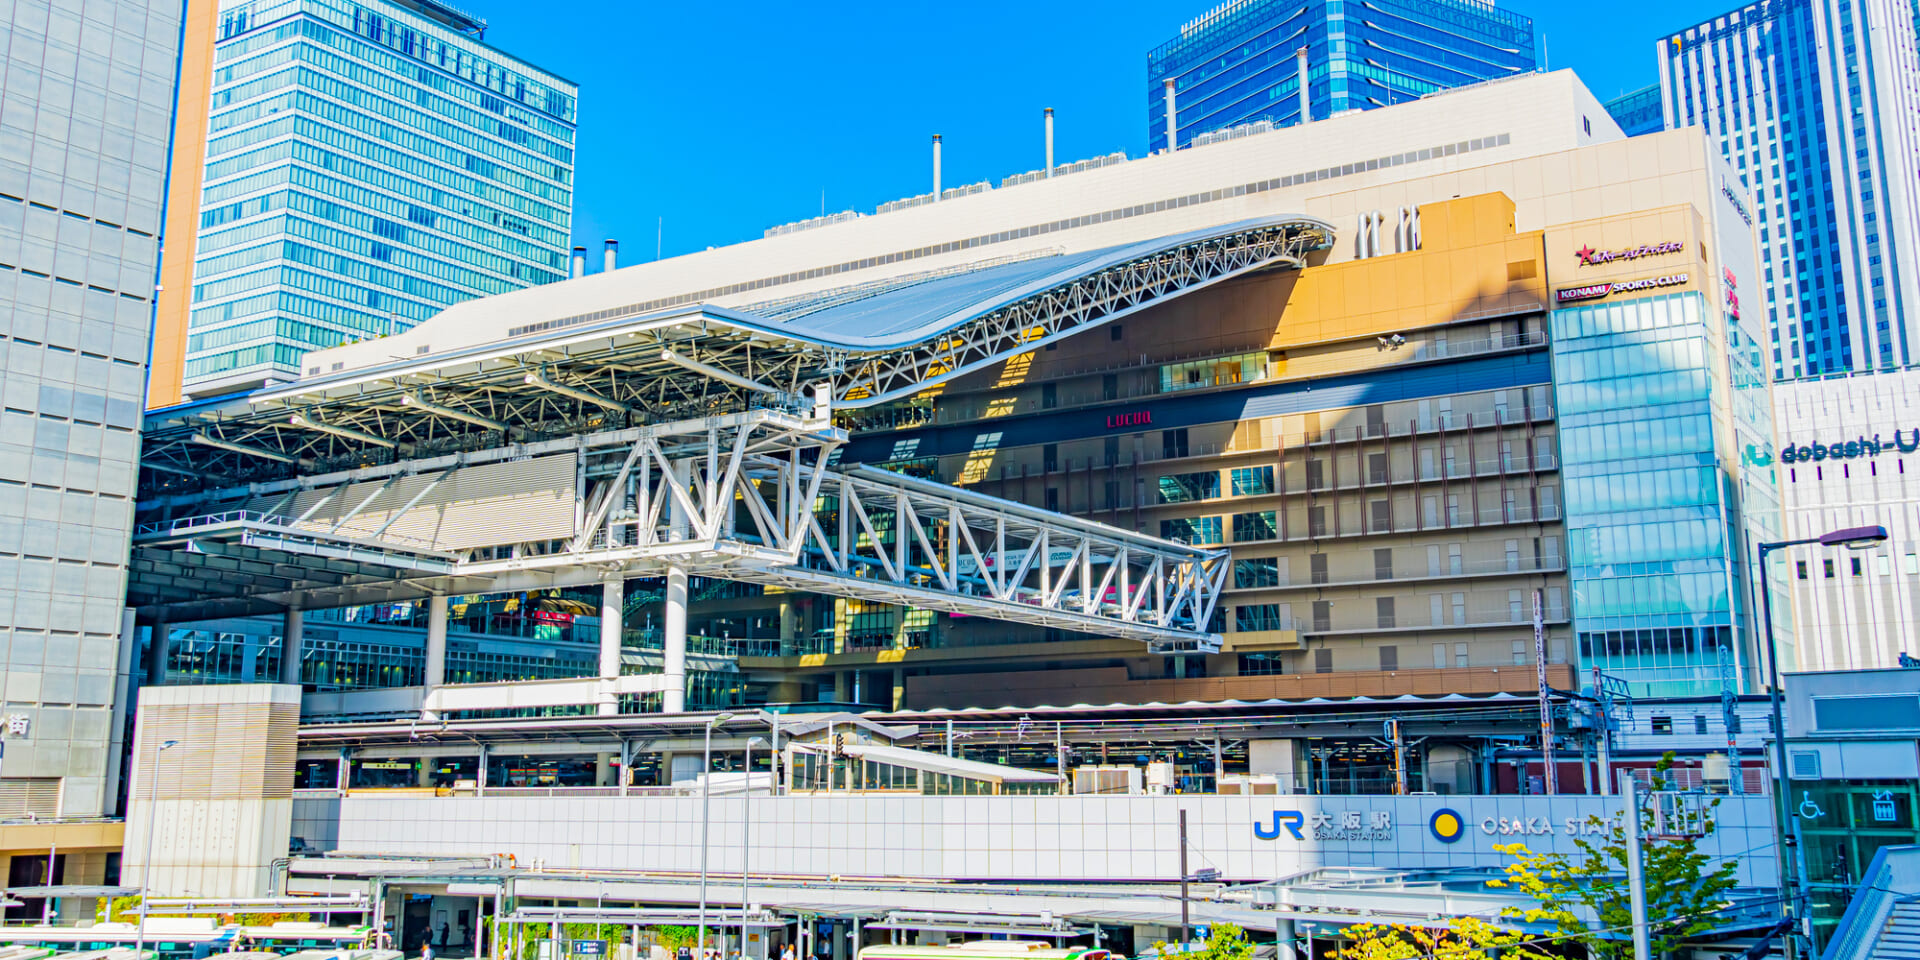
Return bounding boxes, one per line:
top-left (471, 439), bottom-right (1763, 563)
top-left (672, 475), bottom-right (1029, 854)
top-left (124, 684), bottom-right (299, 897)
top-left (146, 0), bottom-right (219, 410)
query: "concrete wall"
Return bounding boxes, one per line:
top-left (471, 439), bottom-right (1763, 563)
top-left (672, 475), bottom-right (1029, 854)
top-left (298, 791), bottom-right (1779, 887)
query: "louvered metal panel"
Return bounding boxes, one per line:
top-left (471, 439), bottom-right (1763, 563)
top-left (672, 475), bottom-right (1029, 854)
top-left (248, 453), bottom-right (578, 551)
top-left (0, 778), bottom-right (62, 817)
top-left (136, 697), bottom-right (301, 801)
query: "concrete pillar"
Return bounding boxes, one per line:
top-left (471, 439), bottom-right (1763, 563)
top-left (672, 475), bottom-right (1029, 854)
top-left (418, 759), bottom-right (435, 788)
top-left (596, 752), bottom-right (615, 786)
top-left (891, 666), bottom-right (906, 710)
top-left (663, 566), bottom-right (688, 712)
top-left (144, 614), bottom-right (169, 686)
top-left (279, 599), bottom-right (304, 685)
top-left (1276, 918), bottom-right (1299, 960)
top-left (424, 593), bottom-right (449, 688)
top-left (779, 599), bottom-right (798, 642)
top-left (599, 576), bottom-right (624, 715)
top-left (833, 671), bottom-right (850, 704)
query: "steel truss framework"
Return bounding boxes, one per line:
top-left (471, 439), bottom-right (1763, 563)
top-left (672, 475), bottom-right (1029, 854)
top-left (835, 223), bottom-right (1323, 405)
top-left (138, 218), bottom-right (1329, 492)
top-left (131, 411), bottom-right (1228, 649)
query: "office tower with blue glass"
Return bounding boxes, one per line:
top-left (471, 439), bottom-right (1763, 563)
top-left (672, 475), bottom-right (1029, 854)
top-left (1145, 0), bottom-right (1538, 152)
top-left (1658, 0), bottom-right (1920, 380)
top-left (1603, 84), bottom-right (1664, 136)
top-left (159, 0), bottom-right (577, 399)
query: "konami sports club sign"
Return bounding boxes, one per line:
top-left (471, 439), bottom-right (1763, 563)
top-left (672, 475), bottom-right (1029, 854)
top-left (1555, 272), bottom-right (1690, 305)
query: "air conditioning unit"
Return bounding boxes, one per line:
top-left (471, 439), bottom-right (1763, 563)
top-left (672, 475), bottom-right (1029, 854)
top-left (1219, 775), bottom-right (1281, 796)
top-left (1145, 761), bottom-right (1177, 795)
top-left (1073, 765), bottom-right (1143, 795)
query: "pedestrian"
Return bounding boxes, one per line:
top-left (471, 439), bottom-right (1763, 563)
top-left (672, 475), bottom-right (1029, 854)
top-left (782, 945), bottom-right (796, 960)
top-left (677, 945), bottom-right (692, 960)
top-left (422, 943), bottom-right (435, 960)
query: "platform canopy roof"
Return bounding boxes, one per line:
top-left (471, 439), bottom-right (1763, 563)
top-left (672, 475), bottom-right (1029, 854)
top-left (139, 215), bottom-right (1330, 493)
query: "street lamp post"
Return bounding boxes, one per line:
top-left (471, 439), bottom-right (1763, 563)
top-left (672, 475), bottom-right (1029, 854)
top-left (742, 736), bottom-right (766, 959)
top-left (135, 738), bottom-right (179, 956)
top-left (1756, 524), bottom-right (1887, 941)
top-left (698, 712), bottom-right (735, 957)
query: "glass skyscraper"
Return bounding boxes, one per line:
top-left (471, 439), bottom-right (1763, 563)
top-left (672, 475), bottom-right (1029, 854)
top-left (169, 0), bottom-right (576, 397)
top-left (1145, 0), bottom-right (1537, 152)
top-left (1603, 84), bottom-right (1665, 136)
top-left (0, 0), bottom-right (181, 816)
top-left (1658, 0), bottom-right (1920, 379)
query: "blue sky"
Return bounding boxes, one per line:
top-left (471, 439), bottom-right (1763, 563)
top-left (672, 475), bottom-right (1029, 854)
top-left (475, 0), bottom-right (1736, 261)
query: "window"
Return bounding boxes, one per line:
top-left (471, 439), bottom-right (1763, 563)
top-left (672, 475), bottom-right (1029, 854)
top-left (1377, 599), bottom-right (1396, 629)
top-left (1043, 443), bottom-right (1058, 471)
top-left (1824, 559), bottom-right (1836, 578)
top-left (1511, 640), bottom-right (1526, 665)
top-left (1313, 648), bottom-right (1333, 673)
top-left (1162, 428), bottom-right (1189, 459)
top-left (1045, 487), bottom-right (1059, 511)
top-left (1310, 553), bottom-right (1329, 584)
top-left (1451, 593), bottom-right (1466, 626)
top-left (1231, 466), bottom-right (1274, 496)
top-left (1432, 643), bottom-right (1447, 669)
top-left (1236, 604), bottom-right (1290, 632)
top-left (1369, 499), bottom-right (1391, 532)
top-left (1306, 459), bottom-right (1326, 489)
top-left (1232, 511), bottom-right (1277, 542)
top-left (1161, 516), bottom-right (1222, 545)
top-left (1455, 642), bottom-right (1469, 667)
top-left (1157, 471), bottom-right (1220, 503)
top-left (1239, 653), bottom-right (1284, 675)
top-left (1367, 452), bottom-right (1389, 484)
top-left (1234, 558), bottom-right (1280, 589)
top-left (1651, 715), bottom-right (1674, 735)
top-left (1311, 600), bottom-right (1332, 632)
top-left (1694, 715), bottom-right (1709, 735)
top-left (1796, 560), bottom-right (1808, 580)
top-left (1851, 557), bottom-right (1863, 576)
top-left (1374, 548), bottom-right (1393, 580)
top-left (1103, 436), bottom-right (1119, 465)
top-left (1308, 505), bottom-right (1327, 537)
top-left (1110, 324), bottom-right (1124, 341)
top-left (1042, 384), bottom-right (1057, 410)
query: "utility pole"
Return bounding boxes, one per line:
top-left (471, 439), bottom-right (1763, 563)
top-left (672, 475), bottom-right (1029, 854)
top-left (1534, 589), bottom-right (1556, 794)
top-left (1622, 772), bottom-right (1651, 960)
top-left (1178, 809), bottom-right (1191, 946)
top-left (1718, 643), bottom-right (1744, 793)
top-left (1387, 718), bottom-right (1407, 795)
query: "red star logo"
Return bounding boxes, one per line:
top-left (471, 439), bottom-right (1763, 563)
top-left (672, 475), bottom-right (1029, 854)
top-left (1576, 245), bottom-right (1597, 265)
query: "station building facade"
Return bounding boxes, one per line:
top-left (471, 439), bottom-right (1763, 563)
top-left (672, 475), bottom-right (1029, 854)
top-left (133, 72), bottom-right (1775, 753)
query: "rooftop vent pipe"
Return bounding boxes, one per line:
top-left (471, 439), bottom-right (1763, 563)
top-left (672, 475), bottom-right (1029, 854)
top-left (1163, 80), bottom-right (1177, 151)
top-left (1045, 108), bottom-right (1055, 176)
top-left (571, 246), bottom-right (585, 278)
top-left (604, 239), bottom-right (618, 273)
top-left (1297, 48), bottom-right (1312, 123)
top-left (932, 135), bottom-right (943, 201)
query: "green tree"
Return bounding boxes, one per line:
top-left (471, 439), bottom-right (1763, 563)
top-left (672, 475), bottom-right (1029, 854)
top-left (1152, 922), bottom-right (1256, 960)
top-left (1489, 758), bottom-right (1741, 960)
top-left (652, 927), bottom-right (699, 950)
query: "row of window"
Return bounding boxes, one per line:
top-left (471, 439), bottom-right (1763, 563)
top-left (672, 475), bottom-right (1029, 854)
top-left (1235, 588), bottom-right (1565, 634)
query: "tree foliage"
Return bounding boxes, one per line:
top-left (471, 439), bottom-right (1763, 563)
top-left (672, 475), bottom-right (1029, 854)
top-left (1151, 922), bottom-right (1256, 960)
top-left (1337, 918), bottom-right (1550, 960)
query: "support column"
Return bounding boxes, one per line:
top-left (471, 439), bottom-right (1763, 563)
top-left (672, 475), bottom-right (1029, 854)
top-left (424, 593), bottom-right (449, 688)
top-left (663, 566), bottom-right (689, 712)
top-left (779, 600), bottom-right (798, 642)
top-left (144, 614), bottom-right (169, 686)
top-left (599, 576), bottom-right (624, 715)
top-left (891, 666), bottom-right (905, 710)
top-left (833, 671), bottom-right (850, 705)
top-left (279, 599), bottom-right (303, 685)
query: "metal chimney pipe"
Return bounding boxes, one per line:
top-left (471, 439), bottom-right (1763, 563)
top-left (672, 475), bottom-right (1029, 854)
top-left (1296, 47), bottom-right (1312, 123)
top-left (603, 239), bottom-right (618, 273)
top-left (1045, 108), bottom-right (1055, 176)
top-left (932, 134), bottom-right (943, 201)
top-left (571, 246), bottom-right (585, 278)
top-left (1163, 80), bottom-right (1177, 151)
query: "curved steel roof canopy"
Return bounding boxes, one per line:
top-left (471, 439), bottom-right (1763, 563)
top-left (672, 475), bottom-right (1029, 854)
top-left (141, 215), bottom-right (1330, 489)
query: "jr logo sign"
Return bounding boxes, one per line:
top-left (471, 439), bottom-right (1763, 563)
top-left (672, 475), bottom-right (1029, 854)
top-left (1254, 811), bottom-right (1306, 840)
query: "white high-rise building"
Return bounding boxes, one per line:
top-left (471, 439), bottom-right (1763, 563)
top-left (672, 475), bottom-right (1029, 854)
top-left (1657, 0), bottom-right (1920, 380)
top-left (1774, 369), bottom-right (1920, 671)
